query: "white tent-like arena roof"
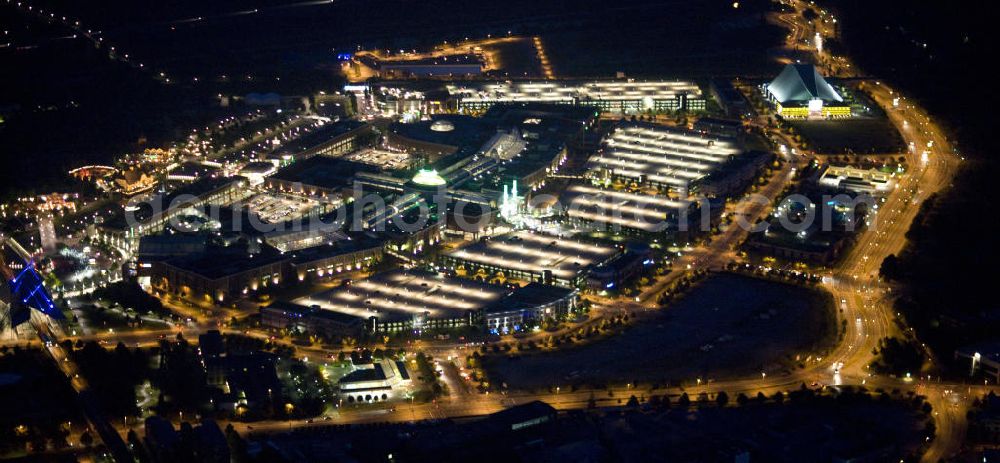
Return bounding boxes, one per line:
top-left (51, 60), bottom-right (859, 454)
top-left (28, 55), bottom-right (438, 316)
top-left (766, 64), bottom-right (843, 104)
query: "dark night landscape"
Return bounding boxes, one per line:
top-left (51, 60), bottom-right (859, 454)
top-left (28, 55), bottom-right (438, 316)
top-left (1, 0), bottom-right (997, 462)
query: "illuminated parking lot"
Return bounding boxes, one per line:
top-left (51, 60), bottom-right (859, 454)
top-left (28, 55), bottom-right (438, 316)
top-left (345, 148), bottom-right (411, 171)
top-left (591, 124), bottom-right (740, 190)
top-left (439, 230), bottom-right (618, 286)
top-left (294, 269), bottom-right (508, 321)
top-left (243, 193), bottom-right (322, 224)
top-left (562, 184), bottom-right (689, 233)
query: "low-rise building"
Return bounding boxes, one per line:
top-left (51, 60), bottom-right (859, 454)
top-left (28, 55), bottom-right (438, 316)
top-left (698, 150), bottom-right (773, 199)
top-left (137, 234), bottom-right (208, 276)
top-left (264, 156), bottom-right (380, 202)
top-left (142, 417), bottom-right (230, 463)
top-left (817, 165), bottom-right (895, 195)
top-left (375, 55), bottom-right (484, 78)
top-left (386, 115), bottom-right (494, 161)
top-left (338, 359), bottom-right (411, 393)
top-left (261, 301), bottom-right (365, 337)
top-left (287, 234), bottom-right (386, 282)
top-left (483, 283), bottom-right (579, 334)
top-left (94, 177), bottom-right (251, 253)
top-left (560, 183), bottom-right (693, 236)
top-left (114, 168), bottom-right (157, 196)
top-left (591, 122), bottom-right (740, 193)
top-left (294, 269), bottom-right (508, 334)
top-left (586, 244), bottom-right (652, 291)
top-left (710, 78), bottom-right (751, 118)
top-left (693, 117), bottom-right (743, 140)
top-left (150, 244), bottom-right (290, 303)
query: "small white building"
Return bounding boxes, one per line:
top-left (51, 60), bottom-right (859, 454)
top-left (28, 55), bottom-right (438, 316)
top-left (338, 359), bottom-right (411, 392)
top-left (818, 165), bottom-right (894, 194)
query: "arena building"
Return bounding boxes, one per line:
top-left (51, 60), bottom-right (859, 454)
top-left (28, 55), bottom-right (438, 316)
top-left (765, 64), bottom-right (850, 118)
top-left (483, 283), bottom-right (579, 334)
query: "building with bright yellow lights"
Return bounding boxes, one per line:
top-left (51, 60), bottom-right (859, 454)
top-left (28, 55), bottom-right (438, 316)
top-left (765, 64), bottom-right (850, 118)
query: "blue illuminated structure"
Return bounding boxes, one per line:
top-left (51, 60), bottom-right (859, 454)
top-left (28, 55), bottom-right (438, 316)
top-left (8, 258), bottom-right (63, 323)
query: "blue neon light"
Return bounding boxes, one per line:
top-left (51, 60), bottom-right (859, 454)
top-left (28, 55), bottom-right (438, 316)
top-left (7, 258), bottom-right (62, 320)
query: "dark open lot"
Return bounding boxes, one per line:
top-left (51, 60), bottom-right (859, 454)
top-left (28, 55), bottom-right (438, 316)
top-left (486, 273), bottom-right (836, 389)
top-left (789, 118), bottom-right (906, 155)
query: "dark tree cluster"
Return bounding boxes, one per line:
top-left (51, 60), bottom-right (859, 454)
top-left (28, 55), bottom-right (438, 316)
top-left (68, 340), bottom-right (150, 416)
top-left (0, 348), bottom-right (83, 454)
top-left (156, 337), bottom-right (209, 413)
top-left (869, 337), bottom-right (925, 378)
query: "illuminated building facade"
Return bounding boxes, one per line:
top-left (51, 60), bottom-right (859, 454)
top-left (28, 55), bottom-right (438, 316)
top-left (818, 165), bottom-right (895, 195)
top-left (448, 80), bottom-right (706, 113)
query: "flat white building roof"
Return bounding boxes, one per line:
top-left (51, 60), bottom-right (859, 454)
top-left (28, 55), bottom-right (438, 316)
top-left (818, 165), bottom-right (895, 193)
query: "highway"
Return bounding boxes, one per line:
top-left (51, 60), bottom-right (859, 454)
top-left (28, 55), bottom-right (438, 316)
top-left (771, 1), bottom-right (964, 460)
top-left (34, 323), bottom-right (133, 463)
